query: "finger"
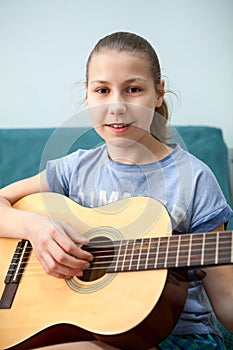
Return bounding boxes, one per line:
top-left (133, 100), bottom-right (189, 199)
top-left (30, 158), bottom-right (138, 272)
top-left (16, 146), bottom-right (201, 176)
top-left (48, 222), bottom-right (93, 262)
top-left (39, 246), bottom-right (90, 278)
top-left (57, 235), bottom-right (93, 262)
top-left (47, 237), bottom-right (91, 270)
top-left (55, 219), bottom-right (89, 245)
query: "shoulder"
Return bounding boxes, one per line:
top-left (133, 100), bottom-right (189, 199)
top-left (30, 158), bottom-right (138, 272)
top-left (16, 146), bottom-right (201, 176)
top-left (169, 145), bottom-right (233, 232)
top-left (171, 144), bottom-right (219, 179)
top-left (166, 144), bottom-right (217, 185)
top-left (52, 144), bottom-right (108, 167)
top-left (45, 144), bottom-right (107, 175)
top-left (45, 144), bottom-right (108, 195)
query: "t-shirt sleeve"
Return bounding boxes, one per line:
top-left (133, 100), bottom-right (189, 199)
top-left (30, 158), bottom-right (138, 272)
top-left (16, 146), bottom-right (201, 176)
top-left (189, 161), bottom-right (233, 232)
top-left (45, 151), bottom-right (79, 196)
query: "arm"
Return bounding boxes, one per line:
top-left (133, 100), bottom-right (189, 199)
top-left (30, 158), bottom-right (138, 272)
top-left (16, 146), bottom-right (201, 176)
top-left (0, 171), bottom-right (49, 238)
top-left (202, 224), bottom-right (233, 332)
top-left (0, 172), bottom-right (92, 278)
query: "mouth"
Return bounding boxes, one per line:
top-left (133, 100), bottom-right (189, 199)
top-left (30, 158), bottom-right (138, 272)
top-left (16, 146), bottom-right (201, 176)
top-left (104, 123), bottom-right (131, 134)
top-left (105, 122), bottom-right (133, 130)
top-left (107, 123), bottom-right (128, 128)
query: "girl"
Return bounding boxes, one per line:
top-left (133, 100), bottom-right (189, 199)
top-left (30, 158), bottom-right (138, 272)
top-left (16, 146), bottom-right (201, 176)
top-left (0, 32), bottom-right (232, 350)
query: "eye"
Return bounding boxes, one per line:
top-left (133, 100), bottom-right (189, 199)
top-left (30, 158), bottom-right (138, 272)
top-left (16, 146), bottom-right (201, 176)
top-left (96, 87), bottom-right (109, 94)
top-left (127, 87), bottom-right (141, 94)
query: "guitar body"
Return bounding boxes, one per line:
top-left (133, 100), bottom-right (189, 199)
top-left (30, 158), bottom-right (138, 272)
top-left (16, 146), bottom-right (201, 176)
top-left (0, 193), bottom-right (188, 350)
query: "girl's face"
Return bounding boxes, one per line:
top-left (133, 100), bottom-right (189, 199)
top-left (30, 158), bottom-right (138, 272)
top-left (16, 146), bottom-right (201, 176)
top-left (86, 50), bottom-right (164, 147)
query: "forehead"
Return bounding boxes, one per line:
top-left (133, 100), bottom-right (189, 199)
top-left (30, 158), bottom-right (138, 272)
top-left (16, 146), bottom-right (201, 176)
top-left (87, 50), bottom-right (152, 81)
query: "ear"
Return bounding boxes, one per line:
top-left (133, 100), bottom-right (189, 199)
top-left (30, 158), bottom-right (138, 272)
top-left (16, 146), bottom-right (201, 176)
top-left (155, 80), bottom-right (165, 108)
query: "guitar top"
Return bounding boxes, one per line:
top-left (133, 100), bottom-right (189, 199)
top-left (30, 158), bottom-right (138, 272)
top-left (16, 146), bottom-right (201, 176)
top-left (0, 193), bottom-right (232, 349)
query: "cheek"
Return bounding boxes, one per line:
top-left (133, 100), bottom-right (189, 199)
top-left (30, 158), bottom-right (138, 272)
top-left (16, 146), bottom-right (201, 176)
top-left (88, 104), bottom-right (107, 128)
top-left (129, 104), bottom-right (154, 131)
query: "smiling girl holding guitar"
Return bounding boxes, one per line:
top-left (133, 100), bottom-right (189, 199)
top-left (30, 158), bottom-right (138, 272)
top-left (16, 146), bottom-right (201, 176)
top-left (0, 32), bottom-right (233, 350)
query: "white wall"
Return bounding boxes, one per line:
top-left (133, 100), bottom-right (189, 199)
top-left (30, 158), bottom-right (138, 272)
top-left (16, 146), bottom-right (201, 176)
top-left (0, 0), bottom-right (233, 146)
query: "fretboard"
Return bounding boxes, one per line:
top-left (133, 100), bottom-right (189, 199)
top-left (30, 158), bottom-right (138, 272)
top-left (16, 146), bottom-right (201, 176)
top-left (106, 231), bottom-right (233, 273)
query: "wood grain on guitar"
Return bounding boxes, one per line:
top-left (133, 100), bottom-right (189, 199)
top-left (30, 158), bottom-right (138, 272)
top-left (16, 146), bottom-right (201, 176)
top-left (0, 193), bottom-right (232, 350)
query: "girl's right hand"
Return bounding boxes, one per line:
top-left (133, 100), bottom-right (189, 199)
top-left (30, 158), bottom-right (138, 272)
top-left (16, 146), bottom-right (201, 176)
top-left (24, 212), bottom-right (93, 279)
top-left (0, 172), bottom-right (93, 279)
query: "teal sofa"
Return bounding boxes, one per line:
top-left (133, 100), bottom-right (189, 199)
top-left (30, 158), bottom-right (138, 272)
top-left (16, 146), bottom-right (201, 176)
top-left (0, 125), bottom-right (232, 207)
top-left (0, 125), bottom-right (232, 347)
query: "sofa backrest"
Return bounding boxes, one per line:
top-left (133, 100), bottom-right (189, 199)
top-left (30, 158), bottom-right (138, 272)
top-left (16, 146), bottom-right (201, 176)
top-left (0, 127), bottom-right (103, 188)
top-left (0, 125), bottom-right (232, 212)
top-left (0, 125), bottom-right (232, 343)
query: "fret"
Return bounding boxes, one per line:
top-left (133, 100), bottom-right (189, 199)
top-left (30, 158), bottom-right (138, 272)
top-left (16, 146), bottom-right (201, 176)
top-left (201, 233), bottom-right (206, 266)
top-left (145, 238), bottom-right (152, 270)
top-left (177, 234), bottom-right (189, 267)
top-left (136, 239), bottom-right (143, 270)
top-left (156, 237), bottom-right (168, 268)
top-left (190, 234), bottom-right (202, 266)
top-left (139, 238), bottom-right (152, 270)
top-left (175, 235), bottom-right (181, 267)
top-left (128, 239), bottom-right (136, 271)
top-left (130, 239), bottom-right (142, 271)
top-left (204, 232), bottom-right (217, 265)
top-left (164, 236), bottom-right (170, 268)
top-left (187, 234), bottom-right (192, 266)
top-left (114, 240), bottom-right (123, 272)
top-left (215, 232), bottom-right (219, 264)
top-left (154, 237), bottom-right (161, 269)
top-left (147, 238), bottom-right (158, 270)
top-left (123, 239), bottom-right (134, 271)
top-left (218, 232), bottom-right (231, 264)
top-left (165, 235), bottom-right (179, 268)
top-left (121, 240), bottom-right (129, 271)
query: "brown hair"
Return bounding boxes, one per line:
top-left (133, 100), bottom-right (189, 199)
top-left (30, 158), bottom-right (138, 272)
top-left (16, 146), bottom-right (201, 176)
top-left (86, 31), bottom-right (169, 142)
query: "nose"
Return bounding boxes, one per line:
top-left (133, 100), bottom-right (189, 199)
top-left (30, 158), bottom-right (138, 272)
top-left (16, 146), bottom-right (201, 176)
top-left (108, 102), bottom-right (127, 116)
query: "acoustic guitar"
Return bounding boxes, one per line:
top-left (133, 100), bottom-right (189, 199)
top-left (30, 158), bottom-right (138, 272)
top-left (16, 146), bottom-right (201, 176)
top-left (0, 193), bottom-right (232, 350)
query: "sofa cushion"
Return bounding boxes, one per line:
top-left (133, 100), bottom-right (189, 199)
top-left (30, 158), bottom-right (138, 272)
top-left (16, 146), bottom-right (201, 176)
top-left (172, 126), bottom-right (231, 205)
top-left (0, 126), bottom-right (231, 211)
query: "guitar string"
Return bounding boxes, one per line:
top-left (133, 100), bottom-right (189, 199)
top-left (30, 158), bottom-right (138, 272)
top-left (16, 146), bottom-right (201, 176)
top-left (3, 242), bottom-right (231, 276)
top-left (1, 228), bottom-right (231, 280)
top-left (6, 235), bottom-right (232, 263)
top-left (3, 251), bottom-right (232, 277)
top-left (3, 232), bottom-right (231, 276)
top-left (10, 231), bottom-right (232, 251)
top-left (7, 241), bottom-right (232, 266)
top-left (14, 239), bottom-right (232, 259)
top-left (3, 255), bottom-right (232, 276)
top-left (11, 230), bottom-right (232, 248)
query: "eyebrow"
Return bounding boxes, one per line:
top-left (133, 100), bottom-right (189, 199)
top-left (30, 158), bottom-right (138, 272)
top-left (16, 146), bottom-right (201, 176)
top-left (90, 77), bottom-right (148, 85)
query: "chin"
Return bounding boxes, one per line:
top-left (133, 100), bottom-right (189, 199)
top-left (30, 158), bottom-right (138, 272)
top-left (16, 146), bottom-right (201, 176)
top-left (107, 136), bottom-right (149, 150)
top-left (107, 137), bottom-right (135, 147)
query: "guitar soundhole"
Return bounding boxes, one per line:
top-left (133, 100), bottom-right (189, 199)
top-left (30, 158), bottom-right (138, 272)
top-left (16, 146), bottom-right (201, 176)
top-left (79, 236), bottom-right (114, 282)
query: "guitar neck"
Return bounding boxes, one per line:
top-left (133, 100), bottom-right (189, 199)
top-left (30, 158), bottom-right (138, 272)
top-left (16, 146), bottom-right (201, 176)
top-left (105, 231), bottom-right (233, 273)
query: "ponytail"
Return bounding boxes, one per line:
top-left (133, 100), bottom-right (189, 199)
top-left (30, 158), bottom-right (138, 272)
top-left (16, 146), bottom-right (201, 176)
top-left (150, 100), bottom-right (169, 143)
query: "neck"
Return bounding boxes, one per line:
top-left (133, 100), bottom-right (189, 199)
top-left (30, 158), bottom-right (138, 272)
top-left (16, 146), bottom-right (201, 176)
top-left (105, 230), bottom-right (233, 273)
top-left (106, 135), bottom-right (172, 165)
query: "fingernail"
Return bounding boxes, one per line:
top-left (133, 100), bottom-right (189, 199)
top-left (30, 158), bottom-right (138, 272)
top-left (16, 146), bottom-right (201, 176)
top-left (80, 237), bottom-right (89, 244)
top-left (84, 262), bottom-right (90, 269)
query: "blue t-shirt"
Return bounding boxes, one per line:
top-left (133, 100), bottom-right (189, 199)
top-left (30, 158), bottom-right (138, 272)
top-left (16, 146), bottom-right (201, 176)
top-left (46, 143), bottom-right (233, 337)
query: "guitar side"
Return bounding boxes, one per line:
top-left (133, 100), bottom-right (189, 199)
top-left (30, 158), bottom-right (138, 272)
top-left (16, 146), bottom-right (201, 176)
top-left (0, 193), bottom-right (188, 349)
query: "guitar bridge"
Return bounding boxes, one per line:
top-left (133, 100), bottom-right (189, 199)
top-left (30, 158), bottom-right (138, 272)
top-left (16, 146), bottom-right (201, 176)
top-left (0, 239), bottom-right (31, 309)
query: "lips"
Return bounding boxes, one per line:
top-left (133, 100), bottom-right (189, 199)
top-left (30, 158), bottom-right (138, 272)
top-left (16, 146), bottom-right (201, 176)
top-left (107, 123), bottom-right (128, 128)
top-left (104, 123), bottom-right (131, 133)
